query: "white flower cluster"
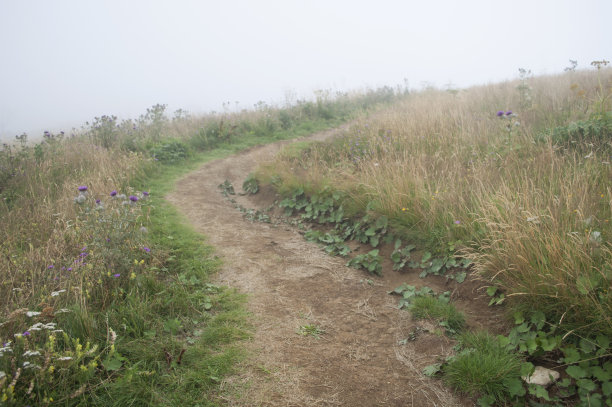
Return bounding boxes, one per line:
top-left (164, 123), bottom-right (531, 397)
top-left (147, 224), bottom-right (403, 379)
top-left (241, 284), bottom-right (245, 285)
top-left (51, 289), bottom-right (66, 297)
top-left (22, 361), bottom-right (40, 370)
top-left (28, 322), bottom-right (61, 333)
top-left (0, 344), bottom-right (13, 357)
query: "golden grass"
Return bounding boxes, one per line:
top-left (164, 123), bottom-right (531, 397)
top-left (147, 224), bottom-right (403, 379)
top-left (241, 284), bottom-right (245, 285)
top-left (0, 140), bottom-right (144, 313)
top-left (263, 68), bottom-right (612, 336)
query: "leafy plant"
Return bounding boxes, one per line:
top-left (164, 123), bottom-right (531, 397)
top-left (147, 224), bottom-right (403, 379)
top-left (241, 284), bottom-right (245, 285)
top-left (150, 139), bottom-right (190, 163)
top-left (347, 249), bottom-right (382, 276)
top-left (486, 286), bottom-right (506, 306)
top-left (390, 239), bottom-right (415, 271)
top-left (304, 230), bottom-right (351, 256)
top-left (218, 179), bottom-right (235, 196)
top-left (391, 283), bottom-right (464, 334)
top-left (242, 173), bottom-right (259, 195)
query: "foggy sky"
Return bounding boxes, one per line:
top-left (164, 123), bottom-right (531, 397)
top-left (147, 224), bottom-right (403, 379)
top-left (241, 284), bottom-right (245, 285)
top-left (1, 0), bottom-right (610, 140)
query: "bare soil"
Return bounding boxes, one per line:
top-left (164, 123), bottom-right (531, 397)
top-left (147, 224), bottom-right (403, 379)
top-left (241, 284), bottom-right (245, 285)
top-left (167, 127), bottom-right (504, 406)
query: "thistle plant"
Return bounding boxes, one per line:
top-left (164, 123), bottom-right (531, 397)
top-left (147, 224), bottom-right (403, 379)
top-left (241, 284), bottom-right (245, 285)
top-left (496, 110), bottom-right (520, 142)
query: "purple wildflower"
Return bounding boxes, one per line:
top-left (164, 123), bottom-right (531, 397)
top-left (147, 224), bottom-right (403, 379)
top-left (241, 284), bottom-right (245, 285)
top-left (67, 267), bottom-right (72, 271)
top-left (113, 273), bottom-right (120, 278)
top-left (47, 265), bottom-right (54, 269)
top-left (78, 186), bottom-right (88, 192)
top-left (454, 220), bottom-right (461, 224)
top-left (96, 199), bottom-right (101, 204)
top-left (496, 111), bottom-right (504, 117)
top-left (506, 111), bottom-right (513, 116)
top-left (106, 238), bottom-right (111, 242)
top-left (110, 190), bottom-right (117, 197)
top-left (142, 191), bottom-right (149, 196)
top-left (143, 247), bottom-right (150, 253)
top-left (129, 195), bottom-right (138, 202)
top-left (23, 331), bottom-right (31, 336)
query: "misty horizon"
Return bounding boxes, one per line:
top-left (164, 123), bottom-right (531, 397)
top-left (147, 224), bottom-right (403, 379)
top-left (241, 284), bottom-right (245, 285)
top-left (1, 0), bottom-right (610, 141)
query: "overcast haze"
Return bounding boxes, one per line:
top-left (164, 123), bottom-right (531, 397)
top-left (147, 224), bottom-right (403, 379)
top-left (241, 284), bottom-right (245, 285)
top-left (1, 0), bottom-right (610, 141)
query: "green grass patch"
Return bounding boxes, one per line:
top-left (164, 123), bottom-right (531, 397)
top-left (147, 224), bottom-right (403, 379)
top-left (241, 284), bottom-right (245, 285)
top-left (443, 331), bottom-right (524, 404)
top-left (409, 296), bottom-right (466, 333)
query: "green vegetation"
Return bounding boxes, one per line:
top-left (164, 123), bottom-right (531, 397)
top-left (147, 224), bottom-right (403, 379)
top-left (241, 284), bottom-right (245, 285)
top-left (391, 284), bottom-right (465, 334)
top-left (257, 65), bottom-right (612, 405)
top-left (0, 87), bottom-right (397, 405)
top-left (443, 331), bottom-right (524, 404)
top-left (297, 325), bottom-right (325, 339)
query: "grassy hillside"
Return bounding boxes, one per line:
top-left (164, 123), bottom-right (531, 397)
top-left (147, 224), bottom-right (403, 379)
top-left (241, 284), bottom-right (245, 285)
top-left (0, 87), bottom-right (398, 405)
top-left (258, 66), bottom-right (612, 405)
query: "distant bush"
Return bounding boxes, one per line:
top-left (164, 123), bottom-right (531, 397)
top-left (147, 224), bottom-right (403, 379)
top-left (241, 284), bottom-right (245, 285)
top-left (149, 139), bottom-right (190, 163)
top-left (546, 114), bottom-right (612, 149)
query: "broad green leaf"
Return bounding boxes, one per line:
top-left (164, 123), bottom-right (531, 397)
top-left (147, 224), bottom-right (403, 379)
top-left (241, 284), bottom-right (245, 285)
top-left (530, 384), bottom-right (551, 400)
top-left (591, 366), bottom-right (611, 382)
top-left (421, 252), bottom-right (432, 263)
top-left (103, 356), bottom-right (123, 371)
top-left (602, 381), bottom-right (612, 396)
top-left (375, 216), bottom-right (388, 229)
top-left (580, 338), bottom-right (596, 354)
top-left (455, 271), bottom-right (466, 283)
top-left (428, 258), bottom-right (444, 274)
top-left (526, 338), bottom-right (538, 354)
top-left (576, 378), bottom-right (597, 392)
top-left (422, 363), bottom-right (441, 377)
top-left (562, 346), bottom-right (581, 364)
top-left (530, 311), bottom-right (546, 330)
top-left (582, 393), bottom-right (603, 407)
top-left (394, 239), bottom-right (402, 250)
top-left (369, 235), bottom-right (380, 247)
top-left (477, 395), bottom-right (495, 407)
top-left (520, 362), bottom-right (535, 377)
top-left (566, 365), bottom-right (588, 379)
top-left (596, 335), bottom-right (610, 350)
top-left (497, 335), bottom-right (511, 349)
top-left (513, 311), bottom-right (525, 325)
top-left (516, 323), bottom-right (530, 333)
top-left (540, 335), bottom-right (560, 351)
top-left (503, 377), bottom-right (526, 397)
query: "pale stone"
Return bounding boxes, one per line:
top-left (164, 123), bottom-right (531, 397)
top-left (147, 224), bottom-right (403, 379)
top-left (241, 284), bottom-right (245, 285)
top-left (522, 366), bottom-right (560, 386)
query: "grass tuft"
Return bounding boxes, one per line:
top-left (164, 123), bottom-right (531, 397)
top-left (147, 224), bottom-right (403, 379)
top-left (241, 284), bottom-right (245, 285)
top-left (443, 331), bottom-right (523, 401)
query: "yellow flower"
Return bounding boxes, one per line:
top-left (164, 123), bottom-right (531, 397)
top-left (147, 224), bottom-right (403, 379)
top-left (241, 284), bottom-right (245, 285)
top-left (130, 272), bottom-right (136, 280)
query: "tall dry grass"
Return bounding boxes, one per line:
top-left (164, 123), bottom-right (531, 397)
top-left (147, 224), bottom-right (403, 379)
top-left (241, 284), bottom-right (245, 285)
top-left (0, 138), bottom-right (145, 313)
top-left (263, 68), bottom-right (612, 336)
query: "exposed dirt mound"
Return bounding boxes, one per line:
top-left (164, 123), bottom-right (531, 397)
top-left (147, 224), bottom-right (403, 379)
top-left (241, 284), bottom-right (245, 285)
top-left (167, 127), bottom-right (499, 406)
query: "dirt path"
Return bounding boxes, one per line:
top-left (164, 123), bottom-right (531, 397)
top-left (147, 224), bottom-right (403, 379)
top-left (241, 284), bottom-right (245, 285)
top-left (167, 127), bottom-right (478, 406)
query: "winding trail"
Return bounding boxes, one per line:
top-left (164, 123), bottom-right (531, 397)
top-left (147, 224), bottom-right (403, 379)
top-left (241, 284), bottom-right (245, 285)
top-left (167, 127), bottom-right (473, 406)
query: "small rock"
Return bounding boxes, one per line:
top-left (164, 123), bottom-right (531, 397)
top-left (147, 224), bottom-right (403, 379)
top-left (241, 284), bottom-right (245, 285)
top-left (522, 366), bottom-right (560, 387)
